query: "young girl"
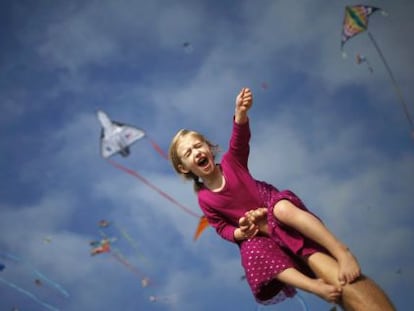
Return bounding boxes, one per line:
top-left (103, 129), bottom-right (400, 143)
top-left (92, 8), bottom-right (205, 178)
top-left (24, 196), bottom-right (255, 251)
top-left (168, 87), bottom-right (361, 305)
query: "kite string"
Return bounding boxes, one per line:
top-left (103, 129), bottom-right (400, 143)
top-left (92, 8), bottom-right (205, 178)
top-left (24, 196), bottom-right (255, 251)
top-left (110, 248), bottom-right (146, 280)
top-left (0, 276), bottom-right (60, 311)
top-left (97, 230), bottom-right (153, 285)
top-left (107, 159), bottom-right (200, 218)
top-left (295, 292), bottom-right (309, 311)
top-left (367, 31), bottom-right (414, 133)
top-left (113, 223), bottom-right (150, 266)
top-left (33, 269), bottom-right (70, 298)
top-left (147, 137), bottom-right (169, 160)
top-left (0, 252), bottom-right (69, 298)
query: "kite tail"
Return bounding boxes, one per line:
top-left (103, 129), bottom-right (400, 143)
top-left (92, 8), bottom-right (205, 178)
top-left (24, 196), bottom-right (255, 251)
top-left (0, 252), bottom-right (70, 298)
top-left (0, 277), bottom-right (60, 311)
top-left (33, 270), bottom-right (70, 298)
top-left (113, 223), bottom-right (150, 266)
top-left (367, 31), bottom-right (414, 136)
top-left (295, 292), bottom-right (309, 311)
top-left (148, 138), bottom-right (169, 160)
top-left (110, 249), bottom-right (146, 280)
top-left (0, 252), bottom-right (21, 263)
top-left (107, 159), bottom-right (200, 218)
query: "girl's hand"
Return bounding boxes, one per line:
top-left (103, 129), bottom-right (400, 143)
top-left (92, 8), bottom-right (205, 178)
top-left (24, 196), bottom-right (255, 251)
top-left (235, 87), bottom-right (253, 124)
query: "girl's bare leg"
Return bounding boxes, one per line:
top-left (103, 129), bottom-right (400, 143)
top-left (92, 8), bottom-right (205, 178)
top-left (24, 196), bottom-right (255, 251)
top-left (306, 252), bottom-right (396, 311)
top-left (273, 200), bottom-right (360, 285)
top-left (276, 267), bottom-right (342, 303)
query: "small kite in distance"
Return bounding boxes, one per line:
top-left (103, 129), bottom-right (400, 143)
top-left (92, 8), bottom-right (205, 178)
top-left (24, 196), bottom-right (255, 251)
top-left (90, 238), bottom-right (113, 256)
top-left (182, 42), bottom-right (193, 53)
top-left (356, 53), bottom-right (373, 73)
top-left (98, 220), bottom-right (110, 228)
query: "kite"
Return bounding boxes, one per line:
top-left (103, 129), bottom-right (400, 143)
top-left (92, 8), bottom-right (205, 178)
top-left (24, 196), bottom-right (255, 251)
top-left (0, 263), bottom-right (5, 271)
top-left (34, 279), bottom-right (42, 287)
top-left (90, 238), bottom-right (113, 256)
top-left (98, 220), bottom-right (149, 265)
top-left (193, 216), bottom-right (209, 241)
top-left (356, 53), bottom-right (373, 73)
top-left (42, 236), bottom-right (52, 244)
top-left (0, 252), bottom-right (70, 311)
top-left (98, 219), bottom-right (110, 228)
top-left (341, 5), bottom-right (414, 137)
top-left (97, 110), bottom-right (146, 158)
top-left (182, 42), bottom-right (193, 54)
top-left (96, 110), bottom-right (209, 240)
top-left (91, 222), bottom-right (152, 287)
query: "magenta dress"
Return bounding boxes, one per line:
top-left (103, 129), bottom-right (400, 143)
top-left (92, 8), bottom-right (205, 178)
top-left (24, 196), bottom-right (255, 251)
top-left (198, 120), bottom-right (326, 304)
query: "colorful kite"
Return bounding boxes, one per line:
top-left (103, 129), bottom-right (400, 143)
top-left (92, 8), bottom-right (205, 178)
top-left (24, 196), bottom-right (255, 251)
top-left (341, 5), bottom-right (414, 137)
top-left (90, 238), bottom-right (113, 256)
top-left (96, 110), bottom-right (209, 240)
top-left (98, 220), bottom-right (149, 265)
top-left (98, 219), bottom-right (110, 228)
top-left (91, 223), bottom-right (152, 287)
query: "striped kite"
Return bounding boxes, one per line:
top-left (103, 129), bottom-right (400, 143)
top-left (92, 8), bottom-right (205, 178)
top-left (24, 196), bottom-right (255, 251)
top-left (340, 5), bottom-right (414, 138)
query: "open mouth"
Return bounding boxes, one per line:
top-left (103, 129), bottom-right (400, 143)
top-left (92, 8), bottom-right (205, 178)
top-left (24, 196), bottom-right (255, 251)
top-left (196, 156), bottom-right (209, 167)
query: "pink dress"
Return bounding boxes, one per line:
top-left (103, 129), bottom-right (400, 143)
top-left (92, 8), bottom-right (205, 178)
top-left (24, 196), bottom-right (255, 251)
top-left (198, 120), bottom-right (326, 304)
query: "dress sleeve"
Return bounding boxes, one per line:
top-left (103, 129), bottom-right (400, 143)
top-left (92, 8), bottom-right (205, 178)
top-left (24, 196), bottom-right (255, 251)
top-left (228, 118), bottom-right (251, 168)
top-left (199, 199), bottom-right (237, 243)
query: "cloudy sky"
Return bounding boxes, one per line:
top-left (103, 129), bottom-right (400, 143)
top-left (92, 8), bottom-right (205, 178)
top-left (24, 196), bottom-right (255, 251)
top-left (0, 1), bottom-right (413, 310)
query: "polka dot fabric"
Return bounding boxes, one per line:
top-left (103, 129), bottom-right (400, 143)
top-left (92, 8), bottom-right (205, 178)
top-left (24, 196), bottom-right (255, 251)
top-left (240, 236), bottom-right (296, 303)
top-left (238, 181), bottom-right (327, 304)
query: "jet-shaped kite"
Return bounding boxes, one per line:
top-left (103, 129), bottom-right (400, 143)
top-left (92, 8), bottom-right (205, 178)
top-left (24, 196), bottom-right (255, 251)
top-left (97, 110), bottom-right (145, 158)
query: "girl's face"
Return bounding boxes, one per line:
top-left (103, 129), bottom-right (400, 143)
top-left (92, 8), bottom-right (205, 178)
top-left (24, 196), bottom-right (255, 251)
top-left (176, 133), bottom-right (215, 178)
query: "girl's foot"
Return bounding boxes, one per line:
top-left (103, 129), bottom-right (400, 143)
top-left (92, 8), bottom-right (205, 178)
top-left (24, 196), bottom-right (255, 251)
top-left (246, 208), bottom-right (269, 235)
top-left (337, 248), bottom-right (361, 285)
top-left (312, 279), bottom-right (342, 303)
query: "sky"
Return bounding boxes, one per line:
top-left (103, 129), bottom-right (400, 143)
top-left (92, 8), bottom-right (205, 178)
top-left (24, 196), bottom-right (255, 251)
top-left (0, 1), bottom-right (413, 310)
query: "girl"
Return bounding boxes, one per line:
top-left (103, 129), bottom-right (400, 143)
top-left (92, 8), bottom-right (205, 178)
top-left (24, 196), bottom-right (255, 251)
top-left (168, 88), bottom-right (360, 305)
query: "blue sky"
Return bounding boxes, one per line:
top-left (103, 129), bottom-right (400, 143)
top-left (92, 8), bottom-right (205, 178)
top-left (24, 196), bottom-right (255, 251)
top-left (0, 1), bottom-right (413, 310)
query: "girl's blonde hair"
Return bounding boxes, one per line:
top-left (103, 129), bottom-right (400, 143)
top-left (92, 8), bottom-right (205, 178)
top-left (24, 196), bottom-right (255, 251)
top-left (168, 129), bottom-right (219, 191)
